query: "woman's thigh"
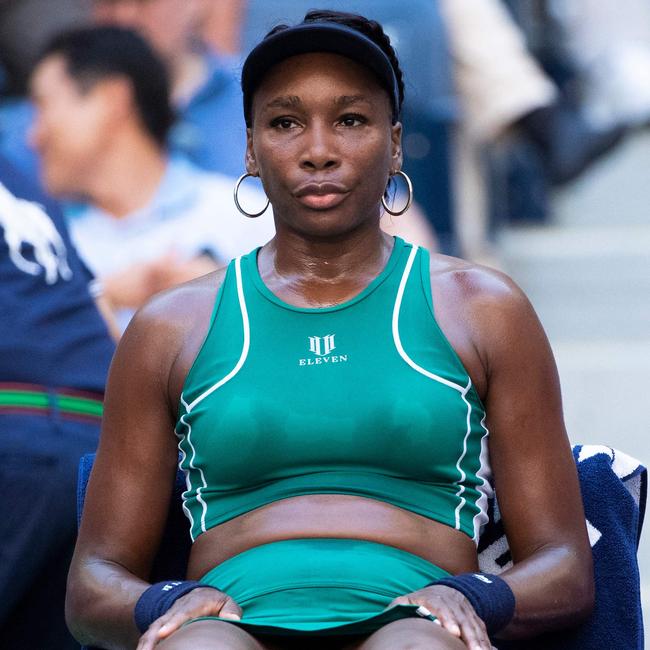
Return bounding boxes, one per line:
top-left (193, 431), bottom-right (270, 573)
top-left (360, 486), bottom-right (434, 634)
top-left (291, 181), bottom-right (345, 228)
top-left (348, 618), bottom-right (468, 650)
top-left (155, 618), bottom-right (469, 650)
top-left (156, 620), bottom-right (279, 650)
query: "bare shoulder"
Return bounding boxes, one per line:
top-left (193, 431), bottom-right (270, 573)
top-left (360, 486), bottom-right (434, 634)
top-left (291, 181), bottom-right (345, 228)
top-left (427, 253), bottom-right (545, 391)
top-left (428, 252), bottom-right (532, 320)
top-left (115, 268), bottom-right (228, 404)
top-left (431, 255), bottom-right (541, 349)
top-left (127, 266), bottom-right (227, 343)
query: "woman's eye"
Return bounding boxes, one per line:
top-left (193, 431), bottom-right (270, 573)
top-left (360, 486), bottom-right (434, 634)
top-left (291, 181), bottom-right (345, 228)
top-left (271, 117), bottom-right (298, 129)
top-left (339, 114), bottom-right (366, 127)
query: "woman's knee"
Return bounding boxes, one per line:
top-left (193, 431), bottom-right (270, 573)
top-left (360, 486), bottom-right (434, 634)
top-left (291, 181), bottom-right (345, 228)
top-left (356, 618), bottom-right (467, 650)
top-left (155, 620), bottom-right (266, 650)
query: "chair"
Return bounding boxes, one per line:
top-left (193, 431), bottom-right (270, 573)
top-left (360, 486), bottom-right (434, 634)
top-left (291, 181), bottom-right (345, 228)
top-left (77, 445), bottom-right (646, 649)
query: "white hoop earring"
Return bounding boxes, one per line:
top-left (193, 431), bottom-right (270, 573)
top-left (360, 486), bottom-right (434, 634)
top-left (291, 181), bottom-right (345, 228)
top-left (381, 170), bottom-right (413, 216)
top-left (233, 173), bottom-right (270, 218)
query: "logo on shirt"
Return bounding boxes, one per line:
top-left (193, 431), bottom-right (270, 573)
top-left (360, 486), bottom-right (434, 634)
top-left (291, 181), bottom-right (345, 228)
top-left (299, 334), bottom-right (348, 366)
top-left (0, 185), bottom-right (72, 285)
top-left (309, 334), bottom-right (336, 356)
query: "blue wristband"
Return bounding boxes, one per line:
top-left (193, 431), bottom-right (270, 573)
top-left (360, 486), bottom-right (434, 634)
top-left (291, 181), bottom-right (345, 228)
top-left (433, 573), bottom-right (515, 634)
top-left (134, 580), bottom-right (217, 633)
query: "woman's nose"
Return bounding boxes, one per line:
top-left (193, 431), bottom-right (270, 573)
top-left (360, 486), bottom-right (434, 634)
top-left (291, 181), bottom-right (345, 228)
top-left (299, 123), bottom-right (340, 171)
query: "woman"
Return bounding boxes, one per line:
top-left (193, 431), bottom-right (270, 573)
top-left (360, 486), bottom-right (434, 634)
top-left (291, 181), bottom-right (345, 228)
top-left (66, 10), bottom-right (594, 650)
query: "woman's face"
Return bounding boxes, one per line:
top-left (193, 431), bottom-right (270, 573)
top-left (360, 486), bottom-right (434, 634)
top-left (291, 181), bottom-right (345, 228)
top-left (247, 52), bottom-right (402, 238)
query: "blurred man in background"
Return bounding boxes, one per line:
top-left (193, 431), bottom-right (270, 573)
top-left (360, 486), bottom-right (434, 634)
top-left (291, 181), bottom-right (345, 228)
top-left (29, 26), bottom-right (274, 330)
top-left (92, 0), bottom-right (246, 176)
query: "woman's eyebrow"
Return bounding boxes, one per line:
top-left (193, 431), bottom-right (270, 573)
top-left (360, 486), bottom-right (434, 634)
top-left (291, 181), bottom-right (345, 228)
top-left (265, 95), bottom-right (302, 110)
top-left (334, 95), bottom-right (371, 107)
top-left (263, 94), bottom-right (373, 112)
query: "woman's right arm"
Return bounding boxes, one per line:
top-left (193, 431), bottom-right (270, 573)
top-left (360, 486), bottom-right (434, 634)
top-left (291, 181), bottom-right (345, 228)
top-left (65, 293), bottom-right (191, 650)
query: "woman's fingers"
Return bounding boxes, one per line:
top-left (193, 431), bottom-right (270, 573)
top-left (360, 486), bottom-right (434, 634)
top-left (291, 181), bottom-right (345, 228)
top-left (429, 606), bottom-right (490, 650)
top-left (390, 587), bottom-right (491, 650)
top-left (135, 609), bottom-right (189, 650)
top-left (433, 603), bottom-right (491, 650)
top-left (136, 623), bottom-right (164, 650)
top-left (218, 596), bottom-right (243, 620)
top-left (444, 604), bottom-right (489, 650)
top-left (135, 588), bottom-right (242, 648)
top-left (389, 594), bottom-right (460, 638)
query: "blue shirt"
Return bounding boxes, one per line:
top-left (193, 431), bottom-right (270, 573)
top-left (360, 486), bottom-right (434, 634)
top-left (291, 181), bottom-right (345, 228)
top-left (0, 99), bottom-right (39, 182)
top-left (168, 53), bottom-right (247, 177)
top-left (67, 156), bottom-right (275, 331)
top-left (0, 157), bottom-right (114, 392)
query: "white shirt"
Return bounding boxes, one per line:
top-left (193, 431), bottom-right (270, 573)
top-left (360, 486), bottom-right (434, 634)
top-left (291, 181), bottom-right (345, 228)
top-left (68, 156), bottom-right (274, 278)
top-left (67, 157), bottom-right (274, 329)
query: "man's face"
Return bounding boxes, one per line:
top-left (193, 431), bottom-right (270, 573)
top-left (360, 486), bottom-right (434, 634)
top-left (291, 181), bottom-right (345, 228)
top-left (92, 0), bottom-right (206, 60)
top-left (29, 55), bottom-right (111, 197)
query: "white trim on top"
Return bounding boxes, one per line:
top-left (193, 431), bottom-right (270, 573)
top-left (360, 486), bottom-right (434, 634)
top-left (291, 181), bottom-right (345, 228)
top-left (391, 244), bottom-right (488, 536)
top-left (454, 382), bottom-right (474, 530)
top-left (472, 414), bottom-right (493, 542)
top-left (185, 256), bottom-right (251, 413)
top-left (176, 396), bottom-right (201, 540)
top-left (391, 245), bottom-right (466, 394)
top-left (177, 256), bottom-right (251, 539)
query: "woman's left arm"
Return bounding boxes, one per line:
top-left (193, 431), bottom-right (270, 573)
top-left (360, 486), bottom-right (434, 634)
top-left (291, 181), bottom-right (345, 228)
top-left (473, 272), bottom-right (594, 638)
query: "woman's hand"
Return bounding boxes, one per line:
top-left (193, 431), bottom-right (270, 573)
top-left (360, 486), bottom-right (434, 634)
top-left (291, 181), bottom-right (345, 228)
top-left (389, 584), bottom-right (492, 650)
top-left (136, 587), bottom-right (242, 650)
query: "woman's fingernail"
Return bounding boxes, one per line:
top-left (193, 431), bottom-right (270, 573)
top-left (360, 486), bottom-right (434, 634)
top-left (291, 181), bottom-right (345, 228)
top-left (415, 605), bottom-right (432, 617)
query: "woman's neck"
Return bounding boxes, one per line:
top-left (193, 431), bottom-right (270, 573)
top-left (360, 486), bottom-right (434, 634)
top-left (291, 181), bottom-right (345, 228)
top-left (258, 224), bottom-right (394, 308)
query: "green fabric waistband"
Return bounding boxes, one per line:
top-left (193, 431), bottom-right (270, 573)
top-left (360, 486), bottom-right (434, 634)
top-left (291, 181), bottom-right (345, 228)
top-left (0, 384), bottom-right (103, 420)
top-left (197, 539), bottom-right (448, 634)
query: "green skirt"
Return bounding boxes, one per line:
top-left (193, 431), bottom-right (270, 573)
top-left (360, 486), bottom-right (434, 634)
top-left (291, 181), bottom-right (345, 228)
top-left (190, 538), bottom-right (449, 637)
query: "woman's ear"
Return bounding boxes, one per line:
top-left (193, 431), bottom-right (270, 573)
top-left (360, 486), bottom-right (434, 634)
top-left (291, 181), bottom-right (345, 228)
top-left (390, 122), bottom-right (404, 173)
top-left (245, 127), bottom-right (259, 175)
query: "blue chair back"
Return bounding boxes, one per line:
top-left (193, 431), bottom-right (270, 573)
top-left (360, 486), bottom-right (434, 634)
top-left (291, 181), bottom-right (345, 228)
top-left (77, 454), bottom-right (191, 582)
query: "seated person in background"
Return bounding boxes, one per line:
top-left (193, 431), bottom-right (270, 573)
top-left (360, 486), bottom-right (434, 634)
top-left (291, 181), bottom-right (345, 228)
top-left (66, 10), bottom-right (593, 650)
top-left (0, 156), bottom-right (115, 649)
top-left (439, 0), bottom-right (626, 262)
top-left (92, 0), bottom-right (247, 177)
top-left (439, 0), bottom-right (625, 259)
top-left (29, 25), bottom-right (275, 330)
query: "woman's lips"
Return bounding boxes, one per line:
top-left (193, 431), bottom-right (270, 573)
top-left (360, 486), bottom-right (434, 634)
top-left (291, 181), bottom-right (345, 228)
top-left (293, 182), bottom-right (350, 210)
top-left (296, 192), bottom-right (348, 210)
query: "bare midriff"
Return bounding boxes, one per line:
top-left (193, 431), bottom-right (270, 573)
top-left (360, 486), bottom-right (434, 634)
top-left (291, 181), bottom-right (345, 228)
top-left (186, 494), bottom-right (479, 581)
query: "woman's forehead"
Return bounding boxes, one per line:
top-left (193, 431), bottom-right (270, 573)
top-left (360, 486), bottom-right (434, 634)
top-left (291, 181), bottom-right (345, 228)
top-left (253, 52), bottom-right (390, 107)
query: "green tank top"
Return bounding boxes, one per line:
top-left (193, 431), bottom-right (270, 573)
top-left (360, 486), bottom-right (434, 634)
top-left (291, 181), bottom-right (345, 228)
top-left (176, 237), bottom-right (492, 544)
